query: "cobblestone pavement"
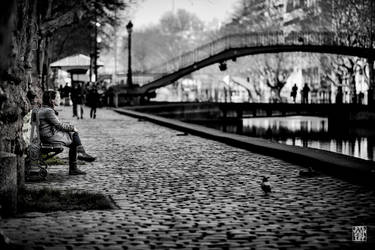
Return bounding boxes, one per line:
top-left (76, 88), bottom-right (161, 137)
top-left (1, 106), bottom-right (375, 249)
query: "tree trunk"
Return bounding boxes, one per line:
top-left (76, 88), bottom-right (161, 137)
top-left (270, 82), bottom-right (284, 103)
top-left (274, 87), bottom-right (282, 102)
top-left (0, 152), bottom-right (17, 217)
top-left (0, 0), bottom-right (41, 215)
top-left (368, 57), bottom-right (375, 106)
top-left (40, 38), bottom-right (50, 90)
top-left (349, 75), bottom-right (357, 104)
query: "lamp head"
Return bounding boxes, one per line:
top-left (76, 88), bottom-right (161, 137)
top-left (126, 21), bottom-right (133, 33)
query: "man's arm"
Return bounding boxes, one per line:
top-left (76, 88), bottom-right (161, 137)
top-left (45, 109), bottom-right (75, 132)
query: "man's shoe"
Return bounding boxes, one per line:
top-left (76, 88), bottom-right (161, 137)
top-left (69, 161), bottom-right (86, 175)
top-left (78, 152), bottom-right (96, 162)
top-left (69, 168), bottom-right (86, 175)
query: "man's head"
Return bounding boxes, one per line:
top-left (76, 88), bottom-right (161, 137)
top-left (42, 90), bottom-right (57, 107)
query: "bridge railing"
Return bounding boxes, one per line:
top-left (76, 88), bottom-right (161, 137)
top-left (147, 31), bottom-right (373, 77)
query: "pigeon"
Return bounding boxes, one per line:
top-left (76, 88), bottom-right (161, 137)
top-left (261, 177), bottom-right (272, 194)
top-left (299, 167), bottom-right (317, 177)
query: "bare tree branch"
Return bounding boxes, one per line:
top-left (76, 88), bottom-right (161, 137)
top-left (40, 7), bottom-right (85, 36)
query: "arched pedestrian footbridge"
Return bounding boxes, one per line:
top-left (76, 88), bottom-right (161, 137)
top-left (115, 31), bottom-right (375, 100)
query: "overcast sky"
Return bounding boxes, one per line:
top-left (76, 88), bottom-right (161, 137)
top-left (131, 0), bottom-right (239, 29)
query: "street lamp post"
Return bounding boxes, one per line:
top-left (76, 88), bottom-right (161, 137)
top-left (94, 21), bottom-right (98, 82)
top-left (126, 21), bottom-right (133, 87)
top-left (369, 0), bottom-right (374, 106)
top-left (94, 21), bottom-right (102, 83)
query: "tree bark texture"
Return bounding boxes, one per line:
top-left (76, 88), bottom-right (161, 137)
top-left (0, 0), bottom-right (41, 214)
top-left (368, 57), bottom-right (375, 105)
top-left (0, 152), bottom-right (17, 217)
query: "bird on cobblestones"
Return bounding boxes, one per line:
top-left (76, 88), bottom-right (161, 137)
top-left (299, 167), bottom-right (317, 177)
top-left (261, 177), bottom-right (272, 194)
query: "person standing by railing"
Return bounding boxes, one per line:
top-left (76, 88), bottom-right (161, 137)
top-left (291, 84), bottom-right (298, 103)
top-left (302, 83), bottom-right (310, 104)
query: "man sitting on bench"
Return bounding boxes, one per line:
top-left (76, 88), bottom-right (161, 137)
top-left (39, 91), bottom-right (96, 175)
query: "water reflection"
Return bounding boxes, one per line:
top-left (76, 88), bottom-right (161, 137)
top-left (242, 116), bottom-right (375, 161)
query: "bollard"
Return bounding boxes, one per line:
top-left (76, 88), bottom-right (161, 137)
top-left (114, 94), bottom-right (118, 107)
top-left (0, 151), bottom-right (17, 217)
top-left (17, 155), bottom-right (25, 189)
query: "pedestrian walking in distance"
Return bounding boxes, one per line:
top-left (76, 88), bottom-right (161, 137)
top-left (88, 85), bottom-right (100, 119)
top-left (76, 82), bottom-right (85, 119)
top-left (71, 83), bottom-right (79, 118)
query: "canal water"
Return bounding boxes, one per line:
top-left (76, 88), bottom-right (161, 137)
top-left (241, 116), bottom-right (375, 162)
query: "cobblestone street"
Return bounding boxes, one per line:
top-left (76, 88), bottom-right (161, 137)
top-left (1, 106), bottom-right (375, 249)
